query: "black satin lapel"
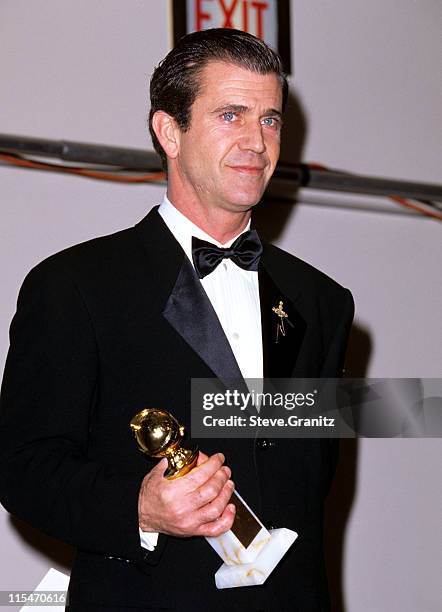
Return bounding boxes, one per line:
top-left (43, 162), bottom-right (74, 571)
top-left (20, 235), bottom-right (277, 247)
top-left (258, 264), bottom-right (306, 378)
top-left (163, 257), bottom-right (245, 389)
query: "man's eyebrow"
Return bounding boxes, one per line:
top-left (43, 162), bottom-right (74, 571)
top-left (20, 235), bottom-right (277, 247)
top-left (262, 108), bottom-right (283, 119)
top-left (211, 104), bottom-right (248, 114)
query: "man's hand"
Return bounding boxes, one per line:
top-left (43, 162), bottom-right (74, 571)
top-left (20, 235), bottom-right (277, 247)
top-left (138, 452), bottom-right (236, 538)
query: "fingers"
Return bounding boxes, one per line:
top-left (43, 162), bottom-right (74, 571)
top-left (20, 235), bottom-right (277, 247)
top-left (138, 452), bottom-right (236, 538)
top-left (183, 452), bottom-right (226, 489)
top-left (195, 477), bottom-right (235, 524)
top-left (196, 502), bottom-right (236, 538)
top-left (152, 457), bottom-right (169, 477)
top-left (190, 464), bottom-right (231, 509)
top-left (196, 451), bottom-right (209, 466)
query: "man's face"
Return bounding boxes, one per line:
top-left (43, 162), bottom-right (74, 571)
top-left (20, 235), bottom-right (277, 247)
top-left (174, 61), bottom-right (283, 213)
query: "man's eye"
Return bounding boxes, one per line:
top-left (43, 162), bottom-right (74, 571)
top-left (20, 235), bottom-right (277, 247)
top-left (262, 117), bottom-right (278, 127)
top-left (222, 111), bottom-right (236, 122)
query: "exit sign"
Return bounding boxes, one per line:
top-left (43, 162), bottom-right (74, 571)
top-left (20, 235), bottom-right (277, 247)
top-left (171, 0), bottom-right (292, 73)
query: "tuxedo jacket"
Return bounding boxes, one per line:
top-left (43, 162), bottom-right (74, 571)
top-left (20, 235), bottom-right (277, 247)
top-left (0, 207), bottom-right (353, 611)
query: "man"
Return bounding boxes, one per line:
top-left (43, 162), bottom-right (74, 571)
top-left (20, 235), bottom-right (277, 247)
top-left (0, 29), bottom-right (353, 611)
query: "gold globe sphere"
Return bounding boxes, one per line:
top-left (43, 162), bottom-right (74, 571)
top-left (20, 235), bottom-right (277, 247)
top-left (130, 408), bottom-right (198, 479)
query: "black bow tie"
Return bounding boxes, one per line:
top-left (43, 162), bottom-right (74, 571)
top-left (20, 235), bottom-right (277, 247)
top-left (192, 229), bottom-right (263, 279)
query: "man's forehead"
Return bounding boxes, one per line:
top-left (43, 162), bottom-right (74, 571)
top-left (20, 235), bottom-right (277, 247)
top-left (197, 60), bottom-right (282, 107)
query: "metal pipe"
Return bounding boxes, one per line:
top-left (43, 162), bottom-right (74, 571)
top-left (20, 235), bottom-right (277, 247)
top-left (274, 165), bottom-right (442, 203)
top-left (0, 134), bottom-right (161, 170)
top-left (1, 133), bottom-right (441, 202)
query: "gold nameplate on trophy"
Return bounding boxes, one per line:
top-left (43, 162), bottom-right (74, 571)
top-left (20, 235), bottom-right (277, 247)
top-left (229, 492), bottom-right (261, 548)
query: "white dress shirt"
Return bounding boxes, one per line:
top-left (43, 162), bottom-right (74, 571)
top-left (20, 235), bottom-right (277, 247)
top-left (139, 195), bottom-right (263, 551)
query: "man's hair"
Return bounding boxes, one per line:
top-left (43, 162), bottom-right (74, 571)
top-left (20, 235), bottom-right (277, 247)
top-left (149, 28), bottom-right (288, 167)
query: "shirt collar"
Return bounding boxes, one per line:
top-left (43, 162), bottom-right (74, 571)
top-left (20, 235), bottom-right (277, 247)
top-left (158, 194), bottom-right (251, 264)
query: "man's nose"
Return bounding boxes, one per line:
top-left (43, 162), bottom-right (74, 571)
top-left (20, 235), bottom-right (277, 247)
top-left (238, 121), bottom-right (266, 154)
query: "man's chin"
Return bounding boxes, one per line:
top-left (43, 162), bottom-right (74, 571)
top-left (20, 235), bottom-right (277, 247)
top-left (224, 200), bottom-right (261, 213)
top-left (225, 189), bottom-right (265, 210)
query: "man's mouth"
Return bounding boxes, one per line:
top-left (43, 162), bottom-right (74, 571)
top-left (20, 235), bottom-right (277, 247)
top-left (227, 165), bottom-right (265, 175)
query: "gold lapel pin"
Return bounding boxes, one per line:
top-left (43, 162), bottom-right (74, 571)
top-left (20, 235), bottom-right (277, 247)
top-left (272, 300), bottom-right (293, 343)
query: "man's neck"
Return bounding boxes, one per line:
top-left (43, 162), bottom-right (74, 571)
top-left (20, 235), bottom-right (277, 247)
top-left (166, 190), bottom-right (251, 245)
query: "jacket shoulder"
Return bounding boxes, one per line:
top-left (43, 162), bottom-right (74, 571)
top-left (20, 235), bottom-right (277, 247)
top-left (22, 224), bottom-right (141, 291)
top-left (263, 242), bottom-right (352, 302)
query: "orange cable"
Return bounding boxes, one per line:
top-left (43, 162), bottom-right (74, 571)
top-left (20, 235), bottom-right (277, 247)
top-left (307, 162), bottom-right (442, 222)
top-left (0, 152), bottom-right (165, 183)
top-left (388, 195), bottom-right (442, 221)
top-left (2, 152), bottom-right (440, 220)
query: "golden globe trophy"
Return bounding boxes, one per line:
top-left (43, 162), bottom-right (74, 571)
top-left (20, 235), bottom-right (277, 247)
top-left (130, 408), bottom-right (297, 589)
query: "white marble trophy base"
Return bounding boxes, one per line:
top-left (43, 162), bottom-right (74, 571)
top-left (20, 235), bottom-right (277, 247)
top-left (214, 528), bottom-right (298, 589)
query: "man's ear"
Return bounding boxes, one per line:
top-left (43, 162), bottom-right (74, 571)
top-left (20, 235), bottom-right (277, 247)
top-left (151, 111), bottom-right (181, 159)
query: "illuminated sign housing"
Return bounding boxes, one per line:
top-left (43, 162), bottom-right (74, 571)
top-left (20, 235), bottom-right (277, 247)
top-left (171, 0), bottom-right (292, 73)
